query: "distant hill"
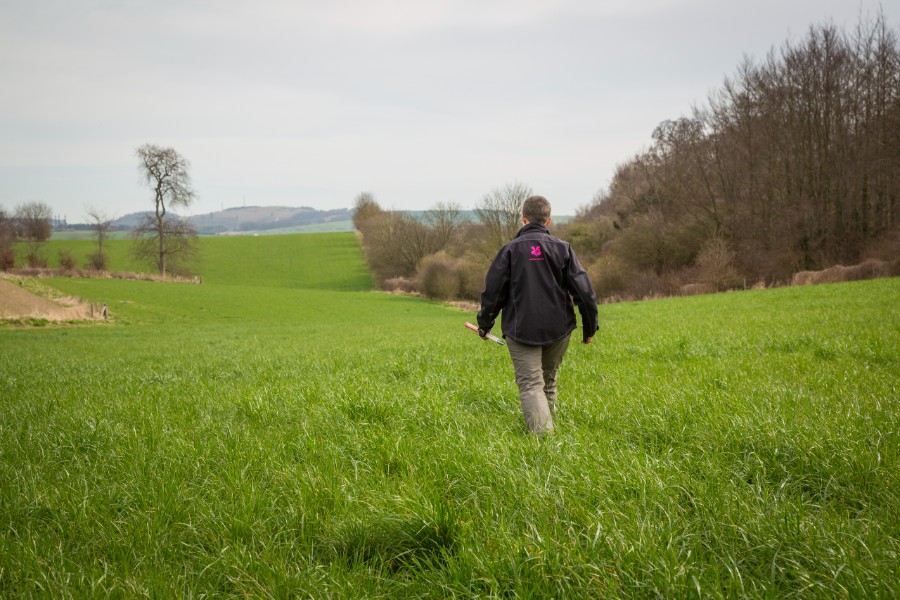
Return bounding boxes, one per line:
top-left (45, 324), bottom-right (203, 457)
top-left (109, 211), bottom-right (160, 229)
top-left (110, 206), bottom-right (354, 235)
top-left (103, 206), bottom-right (571, 236)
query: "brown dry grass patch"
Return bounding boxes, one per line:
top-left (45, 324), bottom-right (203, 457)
top-left (791, 258), bottom-right (900, 286)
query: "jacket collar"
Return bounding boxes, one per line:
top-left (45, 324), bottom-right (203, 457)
top-left (515, 222), bottom-right (550, 238)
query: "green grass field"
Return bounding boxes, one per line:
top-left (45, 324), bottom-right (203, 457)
top-left (1, 233), bottom-right (897, 598)
top-left (51, 231), bottom-right (133, 241)
top-left (22, 233), bottom-right (372, 290)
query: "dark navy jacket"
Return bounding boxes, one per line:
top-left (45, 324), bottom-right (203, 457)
top-left (477, 222), bottom-right (599, 345)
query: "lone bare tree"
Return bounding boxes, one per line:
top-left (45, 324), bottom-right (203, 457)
top-left (132, 215), bottom-right (199, 277)
top-left (85, 205), bottom-right (114, 270)
top-left (135, 144), bottom-right (197, 276)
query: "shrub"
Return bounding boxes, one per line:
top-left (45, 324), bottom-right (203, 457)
top-left (456, 253), bottom-right (490, 301)
top-left (86, 252), bottom-right (108, 271)
top-left (25, 250), bottom-right (47, 268)
top-left (361, 212), bottom-right (439, 284)
top-left (560, 216), bottom-right (616, 261)
top-left (863, 228), bottom-right (900, 263)
top-left (0, 247), bottom-right (14, 271)
top-left (613, 210), bottom-right (701, 275)
top-left (58, 249), bottom-right (76, 271)
top-left (628, 270), bottom-right (671, 300)
top-left (695, 236), bottom-right (741, 291)
top-left (417, 252), bottom-right (460, 300)
top-left (587, 254), bottom-right (632, 299)
top-left (735, 240), bottom-right (800, 286)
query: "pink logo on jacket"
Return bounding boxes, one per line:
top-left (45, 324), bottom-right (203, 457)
top-left (531, 246), bottom-right (542, 257)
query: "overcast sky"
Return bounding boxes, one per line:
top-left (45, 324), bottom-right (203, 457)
top-left (0, 0), bottom-right (890, 220)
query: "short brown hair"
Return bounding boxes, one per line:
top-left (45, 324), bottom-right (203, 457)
top-left (522, 195), bottom-right (551, 224)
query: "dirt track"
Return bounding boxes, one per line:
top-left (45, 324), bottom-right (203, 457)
top-left (0, 278), bottom-right (99, 321)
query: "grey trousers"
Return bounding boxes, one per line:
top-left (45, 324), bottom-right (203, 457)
top-left (506, 335), bottom-right (571, 433)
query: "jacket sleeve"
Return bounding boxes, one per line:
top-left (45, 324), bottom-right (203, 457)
top-left (565, 246), bottom-right (599, 339)
top-left (477, 247), bottom-right (510, 332)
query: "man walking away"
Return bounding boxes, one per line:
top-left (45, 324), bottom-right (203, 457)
top-left (476, 195), bottom-right (599, 434)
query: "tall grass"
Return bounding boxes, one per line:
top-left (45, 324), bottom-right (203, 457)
top-left (0, 234), bottom-right (897, 597)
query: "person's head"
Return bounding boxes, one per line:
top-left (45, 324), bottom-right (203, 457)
top-left (522, 195), bottom-right (552, 225)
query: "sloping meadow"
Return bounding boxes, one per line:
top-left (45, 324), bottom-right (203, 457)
top-left (0, 233), bottom-right (897, 597)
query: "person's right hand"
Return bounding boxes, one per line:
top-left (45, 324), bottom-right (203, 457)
top-left (582, 336), bottom-right (593, 345)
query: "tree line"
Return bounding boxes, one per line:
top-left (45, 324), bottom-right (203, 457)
top-left (353, 183), bottom-right (533, 300)
top-left (355, 12), bottom-right (900, 301)
top-left (570, 12), bottom-right (900, 298)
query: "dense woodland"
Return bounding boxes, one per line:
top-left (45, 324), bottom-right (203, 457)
top-left (355, 13), bottom-right (900, 301)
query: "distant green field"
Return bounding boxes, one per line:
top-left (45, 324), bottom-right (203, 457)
top-left (28, 238), bottom-right (146, 273)
top-left (196, 233), bottom-right (370, 289)
top-left (51, 231), bottom-right (132, 241)
top-left (24, 232), bottom-right (372, 290)
top-left (0, 232), bottom-right (897, 598)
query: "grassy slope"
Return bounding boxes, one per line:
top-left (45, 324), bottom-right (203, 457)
top-left (197, 234), bottom-right (370, 289)
top-left (27, 233), bottom-right (372, 290)
top-left (0, 233), bottom-right (897, 597)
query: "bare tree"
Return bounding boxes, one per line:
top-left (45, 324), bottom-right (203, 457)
top-left (14, 201), bottom-right (53, 267)
top-left (131, 214), bottom-right (199, 277)
top-left (352, 192), bottom-right (383, 234)
top-left (424, 201), bottom-right (463, 250)
top-left (360, 211), bottom-right (441, 283)
top-left (85, 205), bottom-right (114, 270)
top-left (475, 182), bottom-right (532, 250)
top-left (695, 236), bottom-right (741, 291)
top-left (353, 193), bottom-right (456, 284)
top-left (135, 144), bottom-right (196, 276)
